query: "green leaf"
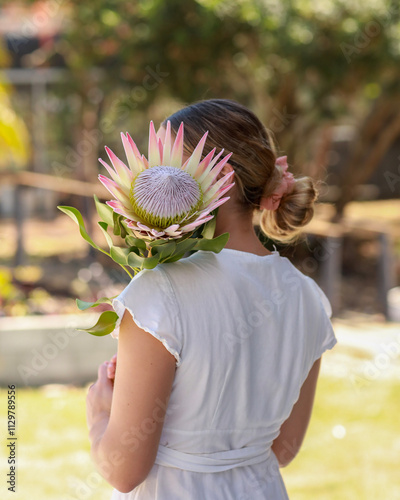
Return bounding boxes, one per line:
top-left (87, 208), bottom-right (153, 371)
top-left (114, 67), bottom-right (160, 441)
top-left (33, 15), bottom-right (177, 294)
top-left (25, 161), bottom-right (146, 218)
top-left (98, 221), bottom-right (114, 248)
top-left (161, 239), bottom-right (197, 263)
top-left (152, 241), bottom-right (176, 260)
top-left (110, 245), bottom-right (130, 265)
top-left (57, 206), bottom-right (104, 253)
top-left (194, 233), bottom-right (230, 253)
top-left (201, 215), bottom-right (217, 239)
top-left (94, 195), bottom-right (114, 226)
top-left (77, 311), bottom-right (119, 336)
top-left (120, 220), bottom-right (127, 238)
top-left (173, 238), bottom-right (197, 256)
top-left (76, 296), bottom-right (114, 310)
top-left (111, 213), bottom-right (129, 239)
top-left (112, 211), bottom-right (121, 236)
top-left (127, 251), bottom-right (145, 268)
top-left (149, 238), bottom-right (169, 248)
top-left (125, 236), bottom-right (147, 252)
top-left (163, 252), bottom-right (188, 263)
top-left (142, 253), bottom-right (161, 269)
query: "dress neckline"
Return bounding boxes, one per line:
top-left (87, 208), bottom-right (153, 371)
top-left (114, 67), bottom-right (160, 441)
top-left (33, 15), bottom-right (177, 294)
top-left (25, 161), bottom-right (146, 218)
top-left (218, 247), bottom-right (280, 258)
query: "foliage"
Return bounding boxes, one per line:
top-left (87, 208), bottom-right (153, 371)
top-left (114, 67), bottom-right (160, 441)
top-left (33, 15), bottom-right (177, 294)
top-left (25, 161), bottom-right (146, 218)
top-left (0, 82), bottom-right (30, 171)
top-left (54, 0), bottom-right (400, 213)
top-left (58, 196), bottom-right (228, 335)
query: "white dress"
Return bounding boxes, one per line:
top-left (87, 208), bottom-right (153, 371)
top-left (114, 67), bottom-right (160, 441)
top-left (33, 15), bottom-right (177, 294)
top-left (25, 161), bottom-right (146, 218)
top-left (111, 248), bottom-right (337, 499)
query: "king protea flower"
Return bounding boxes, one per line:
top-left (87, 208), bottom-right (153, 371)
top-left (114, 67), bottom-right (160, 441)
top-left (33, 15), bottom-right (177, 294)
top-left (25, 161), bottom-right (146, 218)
top-left (98, 121), bottom-right (234, 240)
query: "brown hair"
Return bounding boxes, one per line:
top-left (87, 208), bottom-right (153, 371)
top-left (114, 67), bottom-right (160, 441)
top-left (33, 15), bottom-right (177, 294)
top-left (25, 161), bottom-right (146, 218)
top-left (163, 99), bottom-right (317, 243)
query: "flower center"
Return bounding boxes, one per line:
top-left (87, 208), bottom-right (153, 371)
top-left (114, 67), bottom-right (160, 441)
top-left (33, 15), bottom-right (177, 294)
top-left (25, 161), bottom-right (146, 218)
top-left (130, 166), bottom-right (202, 228)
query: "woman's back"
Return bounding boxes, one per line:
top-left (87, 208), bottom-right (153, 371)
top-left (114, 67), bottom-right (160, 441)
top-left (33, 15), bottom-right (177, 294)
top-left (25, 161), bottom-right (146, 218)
top-left (111, 248), bottom-right (336, 499)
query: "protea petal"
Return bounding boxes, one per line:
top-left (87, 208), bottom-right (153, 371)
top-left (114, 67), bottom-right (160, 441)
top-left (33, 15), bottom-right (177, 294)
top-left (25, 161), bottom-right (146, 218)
top-left (148, 121), bottom-right (161, 167)
top-left (201, 153), bottom-right (233, 192)
top-left (151, 228), bottom-right (166, 237)
top-left (184, 131), bottom-right (208, 176)
top-left (164, 224), bottom-right (182, 237)
top-left (160, 120), bottom-right (172, 165)
top-left (98, 158), bottom-right (120, 184)
top-left (98, 174), bottom-right (131, 205)
top-left (197, 149), bottom-right (225, 184)
top-left (193, 148), bottom-right (216, 180)
top-left (203, 171), bottom-right (235, 204)
top-left (121, 133), bottom-right (143, 176)
top-left (201, 196), bottom-right (231, 213)
top-left (137, 222), bottom-right (151, 231)
top-left (105, 147), bottom-right (134, 188)
top-left (106, 200), bottom-right (142, 222)
top-left (141, 154), bottom-right (149, 169)
top-left (181, 215), bottom-right (214, 232)
top-left (204, 180), bottom-right (235, 205)
top-left (170, 122), bottom-right (184, 168)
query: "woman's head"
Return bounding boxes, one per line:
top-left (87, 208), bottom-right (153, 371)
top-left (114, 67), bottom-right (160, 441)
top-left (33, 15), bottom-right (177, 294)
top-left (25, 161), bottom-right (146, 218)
top-left (163, 99), bottom-right (317, 243)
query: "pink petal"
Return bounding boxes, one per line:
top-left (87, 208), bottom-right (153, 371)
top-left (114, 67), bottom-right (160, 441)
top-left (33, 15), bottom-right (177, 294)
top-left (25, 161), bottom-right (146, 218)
top-left (158, 138), bottom-right (164, 164)
top-left (170, 122), bottom-right (184, 168)
top-left (193, 148), bottom-right (216, 180)
top-left (98, 174), bottom-right (130, 204)
top-left (105, 147), bottom-right (134, 187)
top-left (206, 181), bottom-right (235, 205)
top-left (182, 215), bottom-right (214, 232)
top-left (106, 200), bottom-right (140, 221)
top-left (164, 228), bottom-right (183, 237)
top-left (121, 133), bottom-right (143, 176)
top-left (160, 120), bottom-right (172, 165)
top-left (197, 149), bottom-right (225, 184)
top-left (148, 121), bottom-right (161, 167)
top-left (201, 196), bottom-right (230, 213)
top-left (203, 171), bottom-right (235, 203)
top-left (202, 152), bottom-right (233, 192)
top-left (137, 222), bottom-right (151, 231)
top-left (184, 131), bottom-right (208, 176)
top-left (151, 228), bottom-right (166, 237)
top-left (141, 154), bottom-right (149, 169)
top-left (98, 158), bottom-right (120, 184)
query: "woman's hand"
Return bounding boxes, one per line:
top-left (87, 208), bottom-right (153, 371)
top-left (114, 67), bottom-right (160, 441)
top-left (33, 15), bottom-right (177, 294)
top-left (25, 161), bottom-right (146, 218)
top-left (86, 354), bottom-right (117, 445)
top-left (107, 354), bottom-right (117, 382)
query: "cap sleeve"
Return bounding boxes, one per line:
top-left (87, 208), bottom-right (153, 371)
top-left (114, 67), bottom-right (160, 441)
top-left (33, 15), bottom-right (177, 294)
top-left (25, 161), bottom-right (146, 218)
top-left (111, 267), bottom-right (182, 367)
top-left (306, 278), bottom-right (337, 364)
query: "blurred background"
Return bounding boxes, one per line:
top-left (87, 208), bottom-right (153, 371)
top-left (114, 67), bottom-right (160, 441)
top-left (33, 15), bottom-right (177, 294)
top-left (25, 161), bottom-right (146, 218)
top-left (0, 0), bottom-right (399, 499)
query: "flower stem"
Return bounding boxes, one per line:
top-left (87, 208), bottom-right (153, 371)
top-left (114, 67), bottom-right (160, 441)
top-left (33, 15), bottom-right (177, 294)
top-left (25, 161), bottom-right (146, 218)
top-left (119, 264), bottom-right (133, 279)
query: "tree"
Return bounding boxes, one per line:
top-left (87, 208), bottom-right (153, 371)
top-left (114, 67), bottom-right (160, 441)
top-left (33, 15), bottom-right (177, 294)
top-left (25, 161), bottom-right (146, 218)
top-left (47, 0), bottom-right (400, 213)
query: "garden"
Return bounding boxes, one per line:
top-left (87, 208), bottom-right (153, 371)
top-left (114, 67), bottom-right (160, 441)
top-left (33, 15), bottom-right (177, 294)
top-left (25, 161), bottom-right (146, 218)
top-left (1, 0), bottom-right (400, 498)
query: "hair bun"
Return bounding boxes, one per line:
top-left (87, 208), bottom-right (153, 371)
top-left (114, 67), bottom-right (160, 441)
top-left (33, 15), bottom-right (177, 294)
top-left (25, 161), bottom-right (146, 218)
top-left (260, 176), bottom-right (318, 243)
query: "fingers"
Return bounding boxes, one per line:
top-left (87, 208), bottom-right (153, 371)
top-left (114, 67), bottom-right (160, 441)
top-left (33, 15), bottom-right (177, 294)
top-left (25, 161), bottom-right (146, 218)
top-left (107, 363), bottom-right (116, 380)
top-left (97, 361), bottom-right (109, 382)
top-left (107, 354), bottom-right (117, 380)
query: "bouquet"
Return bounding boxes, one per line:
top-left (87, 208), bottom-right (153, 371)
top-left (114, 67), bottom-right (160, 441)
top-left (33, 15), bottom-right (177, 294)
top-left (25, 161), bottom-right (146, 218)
top-left (57, 121), bottom-right (234, 336)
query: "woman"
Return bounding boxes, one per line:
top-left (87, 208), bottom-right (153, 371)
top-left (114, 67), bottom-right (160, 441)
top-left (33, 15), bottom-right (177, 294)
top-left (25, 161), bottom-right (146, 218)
top-left (86, 99), bottom-right (337, 499)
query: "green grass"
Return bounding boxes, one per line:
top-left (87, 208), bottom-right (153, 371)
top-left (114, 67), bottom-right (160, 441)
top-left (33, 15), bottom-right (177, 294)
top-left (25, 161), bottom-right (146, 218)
top-left (1, 376), bottom-right (400, 499)
top-left (282, 376), bottom-right (400, 500)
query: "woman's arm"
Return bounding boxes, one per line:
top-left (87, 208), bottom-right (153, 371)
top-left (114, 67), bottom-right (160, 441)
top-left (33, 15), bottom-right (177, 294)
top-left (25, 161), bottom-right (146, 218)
top-left (271, 357), bottom-right (321, 467)
top-left (86, 310), bottom-right (177, 493)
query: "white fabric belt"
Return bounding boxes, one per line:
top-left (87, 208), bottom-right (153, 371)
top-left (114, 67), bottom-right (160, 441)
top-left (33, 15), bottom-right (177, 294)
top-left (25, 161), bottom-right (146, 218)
top-left (155, 445), bottom-right (275, 473)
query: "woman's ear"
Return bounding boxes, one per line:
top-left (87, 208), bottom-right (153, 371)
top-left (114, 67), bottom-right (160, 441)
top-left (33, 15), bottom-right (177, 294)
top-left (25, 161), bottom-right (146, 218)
top-left (216, 162), bottom-right (234, 181)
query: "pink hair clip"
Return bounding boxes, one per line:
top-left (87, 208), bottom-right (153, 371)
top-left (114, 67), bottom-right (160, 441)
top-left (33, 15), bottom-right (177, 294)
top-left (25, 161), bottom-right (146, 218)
top-left (260, 156), bottom-right (295, 211)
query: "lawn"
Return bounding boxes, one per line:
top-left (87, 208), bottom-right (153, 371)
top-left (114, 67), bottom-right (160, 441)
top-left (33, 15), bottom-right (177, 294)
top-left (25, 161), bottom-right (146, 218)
top-left (1, 372), bottom-right (399, 500)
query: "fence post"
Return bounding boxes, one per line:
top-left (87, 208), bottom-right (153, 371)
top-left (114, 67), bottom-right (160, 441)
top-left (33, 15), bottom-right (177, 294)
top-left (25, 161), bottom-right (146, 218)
top-left (321, 235), bottom-right (343, 316)
top-left (14, 184), bottom-right (26, 266)
top-left (378, 231), bottom-right (395, 320)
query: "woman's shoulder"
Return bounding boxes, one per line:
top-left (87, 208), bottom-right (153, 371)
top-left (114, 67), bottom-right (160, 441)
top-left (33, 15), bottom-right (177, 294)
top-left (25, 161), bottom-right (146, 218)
top-left (276, 257), bottom-right (332, 318)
